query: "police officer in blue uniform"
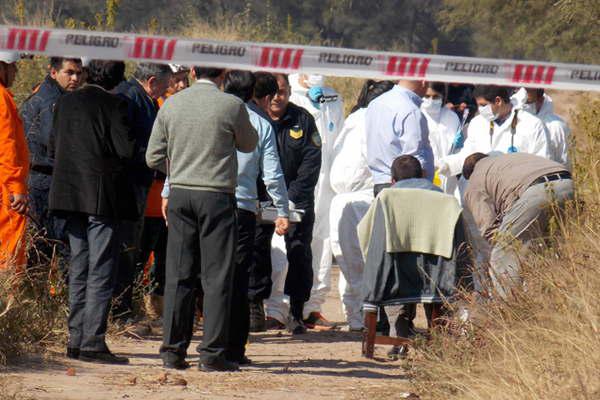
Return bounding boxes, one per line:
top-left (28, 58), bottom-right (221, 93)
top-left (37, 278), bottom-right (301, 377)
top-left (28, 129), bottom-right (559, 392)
top-left (254, 73), bottom-right (322, 334)
top-left (21, 57), bottom-right (83, 259)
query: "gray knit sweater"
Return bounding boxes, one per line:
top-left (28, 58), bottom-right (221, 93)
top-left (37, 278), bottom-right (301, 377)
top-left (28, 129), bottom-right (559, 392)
top-left (146, 81), bottom-right (258, 193)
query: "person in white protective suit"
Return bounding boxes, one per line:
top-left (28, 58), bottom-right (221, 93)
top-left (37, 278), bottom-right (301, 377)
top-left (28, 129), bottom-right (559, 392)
top-left (266, 73), bottom-right (344, 327)
top-left (511, 87), bottom-right (571, 167)
top-left (437, 85), bottom-right (551, 179)
top-left (420, 82), bottom-right (464, 202)
top-left (437, 85), bottom-right (551, 278)
top-left (329, 80), bottom-right (394, 331)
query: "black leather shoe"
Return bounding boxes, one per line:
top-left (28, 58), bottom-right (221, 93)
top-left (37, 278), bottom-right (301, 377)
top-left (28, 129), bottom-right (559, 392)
top-left (163, 359), bottom-right (190, 370)
top-left (287, 317), bottom-right (307, 335)
top-left (249, 301), bottom-right (266, 332)
top-left (199, 359), bottom-right (239, 372)
top-left (227, 355), bottom-right (252, 365)
top-left (238, 356), bottom-right (252, 365)
top-left (66, 347), bottom-right (80, 359)
top-left (79, 350), bottom-right (129, 365)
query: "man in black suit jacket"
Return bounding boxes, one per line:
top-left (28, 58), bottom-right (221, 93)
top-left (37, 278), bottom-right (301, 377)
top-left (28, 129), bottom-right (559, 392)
top-left (49, 60), bottom-right (137, 365)
top-left (112, 63), bottom-right (171, 324)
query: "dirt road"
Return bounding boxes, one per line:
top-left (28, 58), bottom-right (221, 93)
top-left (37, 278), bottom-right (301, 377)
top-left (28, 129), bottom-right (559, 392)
top-left (2, 269), bottom-right (412, 400)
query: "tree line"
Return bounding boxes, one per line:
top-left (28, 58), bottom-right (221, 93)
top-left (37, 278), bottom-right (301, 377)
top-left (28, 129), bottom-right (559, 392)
top-left (1, 0), bottom-right (598, 63)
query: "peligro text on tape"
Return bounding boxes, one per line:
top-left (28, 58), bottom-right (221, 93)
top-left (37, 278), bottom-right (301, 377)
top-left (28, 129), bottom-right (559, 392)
top-left (1, 25), bottom-right (599, 92)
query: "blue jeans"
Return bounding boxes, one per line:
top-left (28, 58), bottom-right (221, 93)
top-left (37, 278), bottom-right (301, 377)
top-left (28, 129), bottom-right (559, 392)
top-left (66, 214), bottom-right (120, 351)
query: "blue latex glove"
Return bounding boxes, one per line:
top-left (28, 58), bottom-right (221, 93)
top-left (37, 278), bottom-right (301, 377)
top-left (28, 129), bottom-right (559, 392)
top-left (452, 129), bottom-right (465, 149)
top-left (307, 86), bottom-right (324, 109)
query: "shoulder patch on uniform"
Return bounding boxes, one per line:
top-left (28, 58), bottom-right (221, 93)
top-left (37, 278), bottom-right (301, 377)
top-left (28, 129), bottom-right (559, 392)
top-left (290, 127), bottom-right (303, 140)
top-left (311, 131), bottom-right (322, 147)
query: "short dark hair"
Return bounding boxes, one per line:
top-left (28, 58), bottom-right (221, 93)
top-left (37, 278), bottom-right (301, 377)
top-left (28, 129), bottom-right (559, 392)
top-left (427, 82), bottom-right (447, 98)
top-left (50, 57), bottom-right (82, 71)
top-left (473, 85), bottom-right (511, 103)
top-left (223, 70), bottom-right (256, 102)
top-left (273, 73), bottom-right (289, 86)
top-left (254, 72), bottom-right (278, 99)
top-left (391, 155), bottom-right (423, 182)
top-left (87, 60), bottom-right (125, 90)
top-left (133, 63), bottom-right (172, 82)
top-left (193, 67), bottom-right (225, 79)
top-left (462, 152), bottom-right (489, 179)
top-left (528, 88), bottom-right (545, 98)
top-left (351, 79), bottom-right (394, 113)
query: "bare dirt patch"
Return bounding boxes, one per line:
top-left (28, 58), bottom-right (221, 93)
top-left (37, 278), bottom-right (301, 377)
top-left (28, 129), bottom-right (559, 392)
top-left (2, 269), bottom-right (411, 400)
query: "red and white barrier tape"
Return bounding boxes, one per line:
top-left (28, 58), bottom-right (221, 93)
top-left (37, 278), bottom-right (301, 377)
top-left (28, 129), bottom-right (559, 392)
top-left (1, 25), bottom-right (599, 91)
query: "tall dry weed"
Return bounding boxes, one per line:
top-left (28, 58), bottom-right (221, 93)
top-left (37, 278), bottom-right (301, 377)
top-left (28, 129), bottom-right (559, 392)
top-left (411, 96), bottom-right (600, 400)
top-left (0, 232), bottom-right (68, 367)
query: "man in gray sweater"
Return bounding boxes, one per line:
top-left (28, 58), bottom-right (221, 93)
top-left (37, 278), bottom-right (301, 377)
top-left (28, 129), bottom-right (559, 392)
top-left (146, 67), bottom-right (258, 372)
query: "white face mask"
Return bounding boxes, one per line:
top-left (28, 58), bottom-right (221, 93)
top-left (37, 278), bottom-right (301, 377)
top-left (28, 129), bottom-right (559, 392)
top-left (421, 97), bottom-right (443, 115)
top-left (478, 104), bottom-right (498, 122)
top-left (521, 102), bottom-right (537, 114)
top-left (305, 74), bottom-right (325, 88)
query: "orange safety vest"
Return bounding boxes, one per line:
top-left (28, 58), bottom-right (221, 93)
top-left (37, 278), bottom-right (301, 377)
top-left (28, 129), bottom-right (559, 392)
top-left (157, 91), bottom-right (173, 108)
top-left (0, 83), bottom-right (30, 270)
top-left (145, 92), bottom-right (172, 218)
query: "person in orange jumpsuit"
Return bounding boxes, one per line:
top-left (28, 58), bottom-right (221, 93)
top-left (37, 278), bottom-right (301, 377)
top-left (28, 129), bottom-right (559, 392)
top-left (0, 51), bottom-right (29, 271)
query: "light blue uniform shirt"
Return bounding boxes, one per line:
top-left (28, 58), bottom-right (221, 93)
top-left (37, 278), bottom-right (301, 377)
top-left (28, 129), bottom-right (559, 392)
top-left (365, 85), bottom-right (434, 184)
top-left (392, 178), bottom-right (442, 192)
top-left (162, 106), bottom-right (289, 217)
top-left (237, 106), bottom-right (289, 216)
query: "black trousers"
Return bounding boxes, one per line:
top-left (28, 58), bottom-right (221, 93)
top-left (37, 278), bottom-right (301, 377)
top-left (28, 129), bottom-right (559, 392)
top-left (112, 216), bottom-right (144, 320)
top-left (113, 182), bottom-right (150, 321)
top-left (227, 209), bottom-right (256, 362)
top-left (248, 223), bottom-right (276, 302)
top-left (138, 217), bottom-right (168, 296)
top-left (160, 188), bottom-right (237, 365)
top-left (252, 208), bottom-right (315, 316)
top-left (283, 208), bottom-right (315, 304)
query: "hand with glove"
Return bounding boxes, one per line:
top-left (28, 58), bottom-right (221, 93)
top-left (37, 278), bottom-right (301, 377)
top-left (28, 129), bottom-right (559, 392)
top-left (307, 86), bottom-right (324, 110)
top-left (452, 129), bottom-right (465, 150)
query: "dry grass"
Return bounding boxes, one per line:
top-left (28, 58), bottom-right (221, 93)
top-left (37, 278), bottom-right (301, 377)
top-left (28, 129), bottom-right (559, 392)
top-left (4, 11), bottom-right (600, 400)
top-left (0, 232), bottom-right (68, 367)
top-left (410, 96), bottom-right (600, 400)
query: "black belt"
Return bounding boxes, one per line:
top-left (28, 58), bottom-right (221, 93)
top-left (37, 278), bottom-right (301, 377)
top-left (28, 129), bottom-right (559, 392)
top-left (31, 165), bottom-right (53, 175)
top-left (531, 171), bottom-right (571, 186)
